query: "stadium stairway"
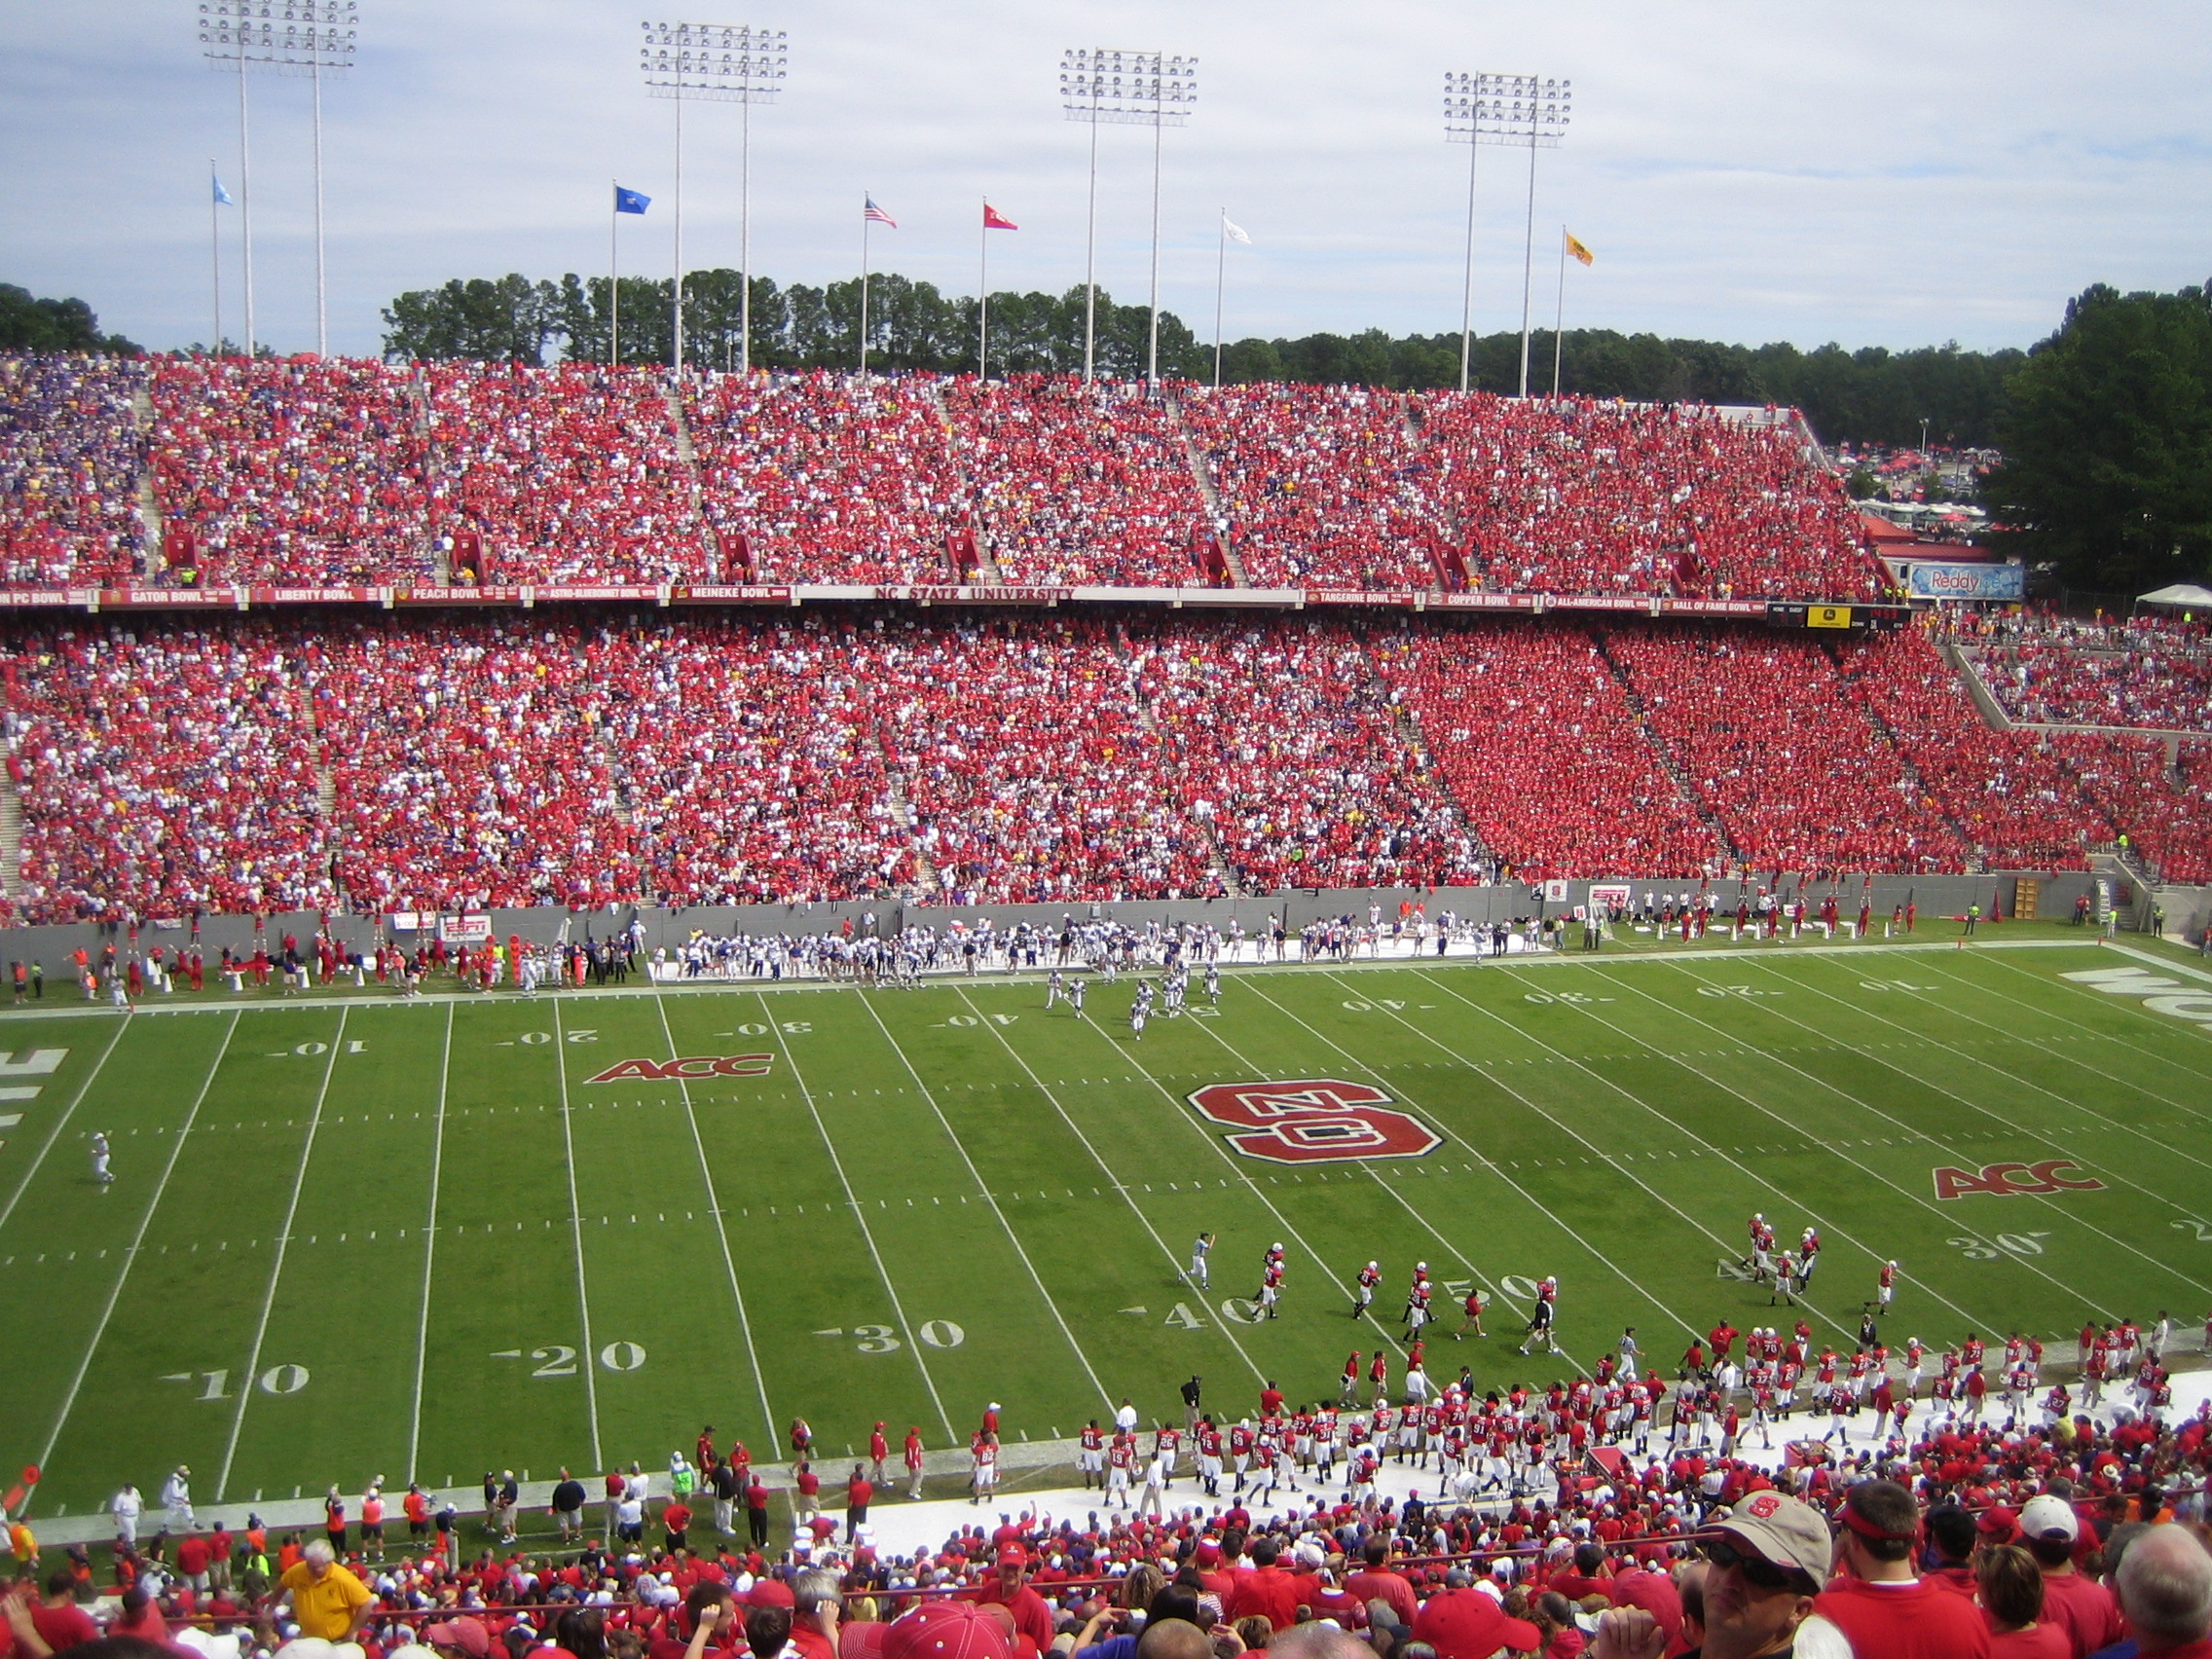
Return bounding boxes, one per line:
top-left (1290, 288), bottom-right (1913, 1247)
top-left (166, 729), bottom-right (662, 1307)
top-left (662, 387), bottom-right (727, 576)
top-left (1169, 407), bottom-right (1249, 587)
top-left (1590, 630), bottom-right (1744, 868)
top-left (1941, 641), bottom-right (2016, 732)
top-left (129, 382), bottom-right (165, 574)
top-left (0, 769), bottom-right (20, 904)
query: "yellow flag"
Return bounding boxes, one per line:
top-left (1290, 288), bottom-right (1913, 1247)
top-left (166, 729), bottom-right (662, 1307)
top-left (1566, 230), bottom-right (1595, 266)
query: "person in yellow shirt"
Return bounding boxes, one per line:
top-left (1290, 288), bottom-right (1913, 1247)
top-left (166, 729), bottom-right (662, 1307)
top-left (278, 1539), bottom-right (373, 1641)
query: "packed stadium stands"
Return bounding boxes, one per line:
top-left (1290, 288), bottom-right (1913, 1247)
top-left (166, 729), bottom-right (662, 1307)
top-left (2, 607), bottom-right (2201, 923)
top-left (3, 356), bottom-right (1883, 599)
top-left (1951, 609), bottom-right (2212, 735)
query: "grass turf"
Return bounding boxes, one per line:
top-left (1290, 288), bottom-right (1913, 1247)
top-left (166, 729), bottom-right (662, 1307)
top-left (3, 927), bottom-right (2209, 1524)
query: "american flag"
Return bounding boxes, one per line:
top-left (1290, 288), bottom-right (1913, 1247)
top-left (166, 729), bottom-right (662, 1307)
top-left (864, 197), bottom-right (897, 228)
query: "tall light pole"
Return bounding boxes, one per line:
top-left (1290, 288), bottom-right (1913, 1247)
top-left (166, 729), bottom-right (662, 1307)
top-left (201, 2), bottom-right (357, 359)
top-left (1059, 48), bottom-right (1195, 389)
top-left (642, 21), bottom-right (786, 375)
top-left (1444, 72), bottom-right (1568, 396)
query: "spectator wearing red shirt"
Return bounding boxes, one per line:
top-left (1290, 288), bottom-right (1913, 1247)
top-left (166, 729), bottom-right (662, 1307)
top-left (1342, 1538), bottom-right (1418, 1629)
top-left (2015, 1494), bottom-right (2122, 1658)
top-left (28, 1571), bottom-right (101, 1655)
top-left (972, 1548), bottom-right (1053, 1653)
top-left (845, 1467), bottom-right (873, 1545)
top-left (1226, 1537), bottom-right (1302, 1632)
top-left (1809, 1480), bottom-right (1991, 1658)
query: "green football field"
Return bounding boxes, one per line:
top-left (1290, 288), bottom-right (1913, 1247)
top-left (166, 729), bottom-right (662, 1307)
top-left (4, 928), bottom-right (2210, 1524)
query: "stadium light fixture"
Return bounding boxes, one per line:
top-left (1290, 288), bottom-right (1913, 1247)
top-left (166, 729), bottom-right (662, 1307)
top-left (642, 22), bottom-right (787, 375)
top-left (1061, 48), bottom-right (1197, 389)
top-left (1445, 72), bottom-right (1570, 397)
top-left (200, 2), bottom-right (359, 357)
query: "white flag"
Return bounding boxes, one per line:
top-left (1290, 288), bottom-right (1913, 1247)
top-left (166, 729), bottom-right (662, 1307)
top-left (1222, 213), bottom-right (1251, 244)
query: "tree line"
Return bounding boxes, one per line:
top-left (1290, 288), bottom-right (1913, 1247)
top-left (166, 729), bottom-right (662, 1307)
top-left (3, 271), bottom-right (2204, 593)
top-left (377, 267), bottom-right (2025, 452)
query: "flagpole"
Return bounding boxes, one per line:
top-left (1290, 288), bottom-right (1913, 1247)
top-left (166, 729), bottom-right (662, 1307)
top-left (312, 52), bottom-right (326, 356)
top-left (738, 86), bottom-right (752, 374)
top-left (610, 181), bottom-right (619, 368)
top-left (1212, 209), bottom-right (1226, 390)
top-left (1146, 100), bottom-right (1163, 390)
top-left (1082, 104), bottom-right (1099, 384)
top-left (1516, 117), bottom-right (1538, 397)
top-left (859, 198), bottom-right (870, 377)
top-left (1551, 223), bottom-right (1568, 398)
top-left (1456, 129), bottom-right (1477, 394)
top-left (978, 199), bottom-right (989, 381)
top-left (236, 36), bottom-right (255, 357)
top-left (210, 162), bottom-right (224, 355)
top-left (672, 84), bottom-right (684, 374)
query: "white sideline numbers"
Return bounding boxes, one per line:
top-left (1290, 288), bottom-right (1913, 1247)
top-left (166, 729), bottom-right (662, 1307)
top-left (1949, 1232), bottom-right (2049, 1260)
top-left (813, 1322), bottom-right (967, 1354)
top-left (164, 1366), bottom-right (312, 1399)
top-left (494, 1343), bottom-right (648, 1375)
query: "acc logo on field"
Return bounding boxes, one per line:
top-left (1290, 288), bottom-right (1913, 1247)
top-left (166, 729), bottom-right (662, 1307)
top-left (1933, 1160), bottom-right (2104, 1201)
top-left (585, 1054), bottom-right (774, 1083)
top-left (1186, 1079), bottom-right (1440, 1164)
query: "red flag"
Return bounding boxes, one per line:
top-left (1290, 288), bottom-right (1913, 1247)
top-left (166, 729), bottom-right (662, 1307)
top-left (983, 203), bottom-right (1018, 230)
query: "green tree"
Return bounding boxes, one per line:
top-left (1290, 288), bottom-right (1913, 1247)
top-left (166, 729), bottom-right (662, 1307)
top-left (380, 274), bottom-right (564, 363)
top-left (0, 283), bottom-right (138, 353)
top-left (1982, 280), bottom-right (2212, 592)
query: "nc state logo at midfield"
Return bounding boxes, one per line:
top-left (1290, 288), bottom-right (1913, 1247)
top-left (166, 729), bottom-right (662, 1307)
top-left (1186, 1079), bottom-right (1440, 1164)
top-left (585, 1054), bottom-right (773, 1083)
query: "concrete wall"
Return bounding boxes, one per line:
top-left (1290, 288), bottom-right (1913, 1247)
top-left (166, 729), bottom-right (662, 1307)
top-left (7, 871), bottom-right (2110, 969)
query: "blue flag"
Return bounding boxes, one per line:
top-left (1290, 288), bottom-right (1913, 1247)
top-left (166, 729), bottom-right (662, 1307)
top-left (212, 170), bottom-right (235, 206)
top-left (614, 184), bottom-right (650, 215)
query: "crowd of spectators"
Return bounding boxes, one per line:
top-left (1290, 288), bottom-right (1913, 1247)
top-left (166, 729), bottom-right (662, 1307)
top-left (1181, 387), bottom-right (1440, 592)
top-left (426, 364), bottom-right (708, 586)
top-left (150, 358), bottom-right (432, 587)
top-left (10, 1325), bottom-right (2212, 1659)
top-left (1370, 624), bottom-right (1722, 882)
top-left (947, 378), bottom-right (1211, 588)
top-left (685, 374), bottom-right (962, 585)
top-left (1839, 632), bottom-right (2113, 872)
top-left (1415, 396), bottom-right (1882, 602)
top-left (0, 357), bottom-right (147, 588)
top-left (1949, 610), bottom-right (2212, 737)
top-left (17, 609), bottom-right (2212, 922)
top-left (1604, 625), bottom-right (1969, 874)
top-left (2, 623), bottom-right (332, 922)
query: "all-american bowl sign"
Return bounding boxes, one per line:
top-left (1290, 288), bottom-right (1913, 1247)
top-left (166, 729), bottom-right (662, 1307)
top-left (1187, 1079), bottom-right (1440, 1164)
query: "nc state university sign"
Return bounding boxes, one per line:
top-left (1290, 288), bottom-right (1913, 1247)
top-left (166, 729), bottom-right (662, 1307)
top-left (585, 1054), bottom-right (774, 1083)
top-left (1187, 1079), bottom-right (1440, 1164)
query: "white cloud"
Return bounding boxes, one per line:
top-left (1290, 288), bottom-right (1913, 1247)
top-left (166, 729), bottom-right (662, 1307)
top-left (3, 0), bottom-right (2206, 357)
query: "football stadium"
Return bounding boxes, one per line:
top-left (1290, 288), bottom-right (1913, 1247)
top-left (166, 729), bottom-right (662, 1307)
top-left (3, 5), bottom-right (2212, 1659)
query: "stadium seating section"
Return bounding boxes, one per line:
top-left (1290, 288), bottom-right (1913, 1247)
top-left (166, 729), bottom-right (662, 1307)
top-left (5, 608), bottom-right (2208, 922)
top-left (4, 355), bottom-right (1885, 598)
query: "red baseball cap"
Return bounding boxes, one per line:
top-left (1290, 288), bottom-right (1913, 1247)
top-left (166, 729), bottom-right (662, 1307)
top-left (841, 1623), bottom-right (895, 1659)
top-left (423, 1620), bottom-right (490, 1659)
top-left (1976, 1506), bottom-right (2021, 1545)
top-left (748, 1579), bottom-right (795, 1609)
top-left (1411, 1588), bottom-right (1541, 1659)
top-left (883, 1603), bottom-right (1014, 1659)
top-left (996, 1546), bottom-right (1027, 1567)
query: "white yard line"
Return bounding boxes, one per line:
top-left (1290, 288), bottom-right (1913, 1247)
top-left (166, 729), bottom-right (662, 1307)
top-left (1153, 985), bottom-right (1574, 1371)
top-left (1251, 971), bottom-right (1707, 1347)
top-left (946, 986), bottom-right (1270, 1386)
top-left (35, 1011), bottom-right (240, 1483)
top-left (552, 1001), bottom-right (604, 1470)
top-left (1973, 950), bottom-right (2212, 1085)
top-left (215, 1008), bottom-right (348, 1500)
top-left (0, 938), bottom-right (2110, 1026)
top-left (1407, 962), bottom-right (1977, 1335)
top-left (405, 1003), bottom-right (455, 1484)
top-left (1506, 962), bottom-right (2114, 1325)
top-left (0, 1014), bottom-right (130, 1235)
top-left (1699, 955), bottom-right (2212, 1298)
top-left (1053, 986), bottom-right (1419, 1368)
top-left (645, 984), bottom-right (777, 1447)
top-left (755, 991), bottom-right (957, 1444)
top-left (854, 992), bottom-right (1115, 1415)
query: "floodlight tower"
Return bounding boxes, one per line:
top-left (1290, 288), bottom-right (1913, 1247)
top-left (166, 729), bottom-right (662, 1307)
top-left (1444, 72), bottom-right (1569, 396)
top-left (642, 21), bottom-right (786, 374)
top-left (1059, 48), bottom-right (1197, 388)
top-left (200, 2), bottom-right (358, 358)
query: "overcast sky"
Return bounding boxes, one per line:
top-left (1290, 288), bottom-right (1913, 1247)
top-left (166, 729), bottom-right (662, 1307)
top-left (5, 0), bottom-right (2208, 360)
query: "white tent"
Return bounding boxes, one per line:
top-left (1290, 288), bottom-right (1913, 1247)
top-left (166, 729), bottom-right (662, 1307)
top-left (2137, 582), bottom-right (2212, 608)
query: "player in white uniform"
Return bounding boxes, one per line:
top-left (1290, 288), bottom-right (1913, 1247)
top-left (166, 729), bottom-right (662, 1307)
top-left (91, 1131), bottom-right (114, 1186)
top-left (1190, 1232), bottom-right (1214, 1291)
top-left (1204, 964), bottom-right (1221, 1006)
top-left (1046, 970), bottom-right (1064, 1009)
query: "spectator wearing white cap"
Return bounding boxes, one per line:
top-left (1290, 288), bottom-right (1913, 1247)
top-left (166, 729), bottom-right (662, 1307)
top-left (2015, 1493), bottom-right (2122, 1658)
